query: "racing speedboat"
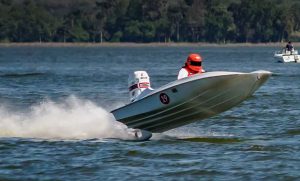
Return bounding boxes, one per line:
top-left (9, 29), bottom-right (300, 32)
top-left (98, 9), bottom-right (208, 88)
top-left (111, 70), bottom-right (271, 139)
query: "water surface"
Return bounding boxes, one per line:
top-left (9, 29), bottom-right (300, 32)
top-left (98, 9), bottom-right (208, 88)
top-left (0, 46), bottom-right (299, 180)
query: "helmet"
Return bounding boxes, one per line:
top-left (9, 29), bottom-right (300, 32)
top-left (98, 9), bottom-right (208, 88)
top-left (186, 53), bottom-right (202, 72)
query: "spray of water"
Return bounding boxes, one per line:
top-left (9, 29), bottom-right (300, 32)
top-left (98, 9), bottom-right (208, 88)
top-left (0, 96), bottom-right (131, 140)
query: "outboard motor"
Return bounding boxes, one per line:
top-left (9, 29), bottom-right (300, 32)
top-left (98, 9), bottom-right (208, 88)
top-left (128, 71), bottom-right (151, 102)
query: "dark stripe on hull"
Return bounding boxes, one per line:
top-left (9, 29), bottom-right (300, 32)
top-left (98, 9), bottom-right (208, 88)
top-left (142, 94), bottom-right (245, 132)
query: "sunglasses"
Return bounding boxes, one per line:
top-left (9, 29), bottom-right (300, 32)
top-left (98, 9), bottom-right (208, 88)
top-left (190, 61), bottom-right (202, 66)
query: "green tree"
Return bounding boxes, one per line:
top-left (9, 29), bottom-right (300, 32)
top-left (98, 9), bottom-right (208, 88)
top-left (182, 0), bottom-right (206, 42)
top-left (1, 0), bottom-right (300, 43)
top-left (167, 0), bottom-right (188, 42)
top-left (141, 0), bottom-right (169, 42)
top-left (123, 20), bottom-right (143, 42)
top-left (0, 0), bottom-right (12, 42)
top-left (205, 0), bottom-right (235, 43)
top-left (4, 0), bottom-right (59, 42)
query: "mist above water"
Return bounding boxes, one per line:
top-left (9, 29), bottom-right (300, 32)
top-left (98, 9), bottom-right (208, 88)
top-left (0, 96), bottom-right (131, 140)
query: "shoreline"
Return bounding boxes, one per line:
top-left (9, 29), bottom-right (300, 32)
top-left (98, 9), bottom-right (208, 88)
top-left (0, 42), bottom-right (299, 47)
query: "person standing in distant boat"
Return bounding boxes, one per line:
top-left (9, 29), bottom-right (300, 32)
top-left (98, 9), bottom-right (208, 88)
top-left (286, 41), bottom-right (294, 53)
top-left (177, 53), bottom-right (205, 79)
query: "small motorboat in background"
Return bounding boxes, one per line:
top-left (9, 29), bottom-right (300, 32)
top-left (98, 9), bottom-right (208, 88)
top-left (274, 49), bottom-right (300, 63)
top-left (111, 70), bottom-right (271, 139)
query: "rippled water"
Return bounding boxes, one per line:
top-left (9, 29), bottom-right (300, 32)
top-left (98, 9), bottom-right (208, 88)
top-left (0, 45), bottom-right (300, 180)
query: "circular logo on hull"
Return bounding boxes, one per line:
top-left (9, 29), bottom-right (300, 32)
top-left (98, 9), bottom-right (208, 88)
top-left (159, 93), bottom-right (170, 104)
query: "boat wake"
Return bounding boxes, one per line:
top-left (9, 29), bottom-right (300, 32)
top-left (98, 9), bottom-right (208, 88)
top-left (149, 126), bottom-right (238, 142)
top-left (0, 96), bottom-right (135, 141)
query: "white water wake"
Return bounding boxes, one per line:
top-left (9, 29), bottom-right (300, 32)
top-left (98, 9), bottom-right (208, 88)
top-left (0, 96), bottom-right (131, 140)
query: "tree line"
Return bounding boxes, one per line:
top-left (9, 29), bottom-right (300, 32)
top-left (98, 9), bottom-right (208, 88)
top-left (0, 0), bottom-right (299, 43)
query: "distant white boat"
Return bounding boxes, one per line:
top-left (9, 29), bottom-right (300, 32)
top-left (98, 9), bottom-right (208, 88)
top-left (111, 70), bottom-right (271, 137)
top-left (274, 49), bottom-right (300, 63)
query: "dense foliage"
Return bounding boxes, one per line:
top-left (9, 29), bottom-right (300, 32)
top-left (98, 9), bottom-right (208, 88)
top-left (0, 0), bottom-right (300, 43)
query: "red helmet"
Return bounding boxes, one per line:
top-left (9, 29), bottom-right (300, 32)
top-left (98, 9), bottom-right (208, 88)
top-left (186, 53), bottom-right (202, 72)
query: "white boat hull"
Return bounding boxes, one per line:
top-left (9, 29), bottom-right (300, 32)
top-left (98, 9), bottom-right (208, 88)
top-left (274, 54), bottom-right (300, 63)
top-left (274, 50), bottom-right (300, 63)
top-left (111, 71), bottom-right (271, 133)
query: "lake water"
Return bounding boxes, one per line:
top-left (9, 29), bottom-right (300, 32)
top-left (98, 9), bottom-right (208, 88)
top-left (0, 45), bottom-right (299, 180)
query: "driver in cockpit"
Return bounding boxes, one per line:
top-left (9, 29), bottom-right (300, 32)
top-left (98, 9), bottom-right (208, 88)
top-left (177, 53), bottom-right (205, 79)
top-left (286, 41), bottom-right (294, 54)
